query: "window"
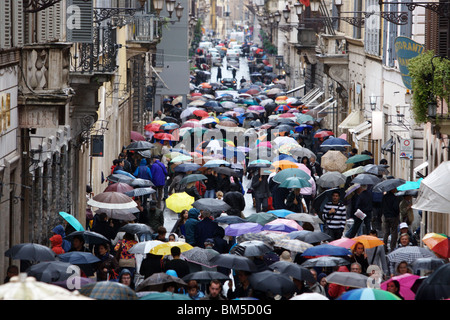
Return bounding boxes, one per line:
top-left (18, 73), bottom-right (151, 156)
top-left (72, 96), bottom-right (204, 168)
top-left (364, 0), bottom-right (381, 56)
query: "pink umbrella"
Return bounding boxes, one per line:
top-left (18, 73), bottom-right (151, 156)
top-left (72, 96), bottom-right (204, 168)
top-left (248, 105), bottom-right (265, 111)
top-left (279, 113), bottom-right (296, 118)
top-left (266, 218), bottom-right (303, 231)
top-left (380, 274), bottom-right (420, 300)
top-left (328, 238), bottom-right (356, 249)
top-left (131, 130), bottom-right (146, 141)
top-left (296, 163), bottom-right (312, 176)
top-left (257, 141), bottom-right (272, 148)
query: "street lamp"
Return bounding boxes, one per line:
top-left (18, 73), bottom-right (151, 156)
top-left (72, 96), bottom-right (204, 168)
top-left (310, 0), bottom-right (321, 12)
top-left (154, 0), bottom-right (165, 15)
top-left (175, 3), bottom-right (184, 21)
top-left (166, 0), bottom-right (176, 18)
top-left (282, 5), bottom-right (291, 22)
top-left (269, 13), bottom-right (275, 24)
top-left (274, 11), bottom-right (282, 24)
top-left (370, 94), bottom-right (377, 111)
top-left (294, 2), bottom-right (304, 18)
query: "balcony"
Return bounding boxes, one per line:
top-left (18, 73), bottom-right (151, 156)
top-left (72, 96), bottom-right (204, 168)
top-left (126, 13), bottom-right (161, 60)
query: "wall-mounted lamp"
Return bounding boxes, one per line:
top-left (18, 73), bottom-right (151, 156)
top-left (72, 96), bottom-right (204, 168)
top-left (369, 94), bottom-right (377, 111)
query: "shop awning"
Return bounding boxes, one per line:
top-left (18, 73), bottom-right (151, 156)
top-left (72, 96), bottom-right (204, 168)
top-left (350, 120), bottom-right (371, 141)
top-left (381, 137), bottom-right (395, 153)
top-left (338, 111), bottom-right (361, 130)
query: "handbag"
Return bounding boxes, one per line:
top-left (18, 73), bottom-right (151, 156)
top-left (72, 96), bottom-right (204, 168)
top-left (115, 241), bottom-right (136, 268)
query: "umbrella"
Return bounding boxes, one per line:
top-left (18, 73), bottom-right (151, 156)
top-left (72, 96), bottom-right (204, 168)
top-left (26, 261), bottom-right (75, 283)
top-left (414, 264), bottom-right (450, 300)
top-left (128, 240), bottom-right (165, 255)
top-left (212, 166), bottom-right (240, 177)
top-left (411, 257), bottom-right (446, 273)
top-left (180, 174), bottom-right (208, 185)
top-left (275, 239), bottom-right (313, 253)
top-left (65, 230), bottom-right (111, 245)
top-left (154, 133), bottom-right (177, 141)
top-left (136, 272), bottom-right (187, 292)
top-left (182, 271), bottom-right (230, 283)
top-left (387, 246), bottom-right (436, 264)
top-left (0, 273), bottom-right (92, 300)
top-left (312, 187), bottom-right (345, 214)
top-left (279, 176), bottom-right (311, 189)
top-left (266, 218), bottom-right (302, 231)
top-left (269, 261), bottom-right (315, 282)
top-left (397, 178), bottom-right (423, 191)
top-left (351, 174), bottom-right (382, 186)
top-left (290, 292), bottom-right (329, 300)
top-left (285, 213), bottom-right (323, 225)
top-left (209, 254), bottom-right (258, 272)
top-left (301, 256), bottom-right (350, 268)
top-left (343, 166), bottom-right (366, 177)
top-left (395, 189), bottom-right (419, 197)
top-left (94, 207), bottom-right (139, 221)
top-left (130, 130), bottom-right (146, 141)
top-left (202, 159), bottom-right (231, 167)
top-left (124, 141), bottom-right (155, 151)
top-left (372, 178), bottom-right (406, 193)
top-left (230, 240), bottom-right (274, 257)
top-left (316, 171), bottom-right (346, 188)
top-left (329, 235), bottom-right (384, 250)
top-left (165, 192), bottom-right (195, 213)
top-left (301, 244), bottom-right (351, 257)
top-left (237, 231), bottom-right (291, 246)
top-left (119, 223), bottom-right (153, 236)
top-left (174, 163), bottom-right (201, 173)
top-left (326, 271), bottom-right (369, 288)
top-left (87, 191), bottom-right (137, 210)
top-left (128, 178), bottom-right (154, 187)
top-left (267, 209), bottom-right (296, 218)
top-left (215, 215), bottom-right (247, 225)
top-left (248, 159), bottom-right (272, 169)
top-left (346, 154), bottom-right (372, 164)
top-left (262, 224), bottom-right (299, 233)
top-left (58, 211), bottom-right (85, 232)
top-left (363, 164), bottom-right (390, 176)
top-left (288, 230), bottom-right (331, 244)
top-left (5, 243), bottom-right (56, 262)
top-left (271, 160), bottom-right (299, 170)
top-left (107, 173), bottom-right (134, 184)
top-left (339, 288), bottom-right (401, 300)
top-left (180, 247), bottom-right (219, 268)
top-left (248, 271), bottom-right (296, 296)
top-left (320, 137), bottom-right (351, 148)
top-left (171, 155), bottom-right (193, 163)
top-left (192, 198), bottom-right (231, 214)
top-left (225, 222), bottom-right (263, 236)
top-left (245, 212), bottom-right (278, 225)
top-left (320, 150), bottom-right (348, 173)
top-left (57, 252), bottom-right (100, 265)
top-left (139, 291), bottom-right (192, 300)
top-left (380, 274), bottom-right (420, 300)
top-left (314, 131), bottom-right (334, 139)
top-left (422, 233), bottom-right (450, 258)
top-left (79, 281), bottom-right (138, 300)
top-left (52, 276), bottom-right (96, 292)
top-left (149, 242), bottom-right (193, 256)
top-left (272, 168), bottom-right (311, 183)
top-left (104, 182), bottom-right (135, 193)
top-left (124, 187), bottom-right (156, 198)
top-left (160, 123), bottom-right (180, 131)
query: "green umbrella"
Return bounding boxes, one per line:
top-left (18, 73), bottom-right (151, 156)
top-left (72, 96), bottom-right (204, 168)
top-left (171, 155), bottom-right (193, 162)
top-left (346, 154), bottom-right (372, 164)
top-left (296, 114), bottom-right (315, 124)
top-left (248, 159), bottom-right (272, 168)
top-left (139, 292), bottom-right (191, 300)
top-left (246, 212), bottom-right (278, 225)
top-left (272, 168), bottom-right (311, 183)
top-left (279, 177), bottom-right (312, 189)
top-left (180, 174), bottom-right (208, 185)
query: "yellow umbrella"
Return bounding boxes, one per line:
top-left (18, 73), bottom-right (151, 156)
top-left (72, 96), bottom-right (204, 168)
top-left (152, 120), bottom-right (167, 125)
top-left (165, 192), bottom-right (195, 213)
top-left (149, 241), bottom-right (193, 256)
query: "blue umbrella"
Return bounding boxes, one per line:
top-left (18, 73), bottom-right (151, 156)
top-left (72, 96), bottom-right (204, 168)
top-left (267, 209), bottom-right (296, 218)
top-left (160, 123), bottom-right (179, 131)
top-left (320, 137), bottom-right (351, 148)
top-left (58, 252), bottom-right (101, 265)
top-left (59, 212), bottom-right (85, 232)
top-left (261, 224), bottom-right (298, 233)
top-left (114, 170), bottom-right (135, 179)
top-left (224, 222), bottom-right (263, 236)
top-left (294, 124), bottom-right (313, 133)
top-left (174, 163), bottom-right (201, 173)
top-left (397, 178), bottom-right (423, 191)
top-left (301, 244), bottom-right (352, 257)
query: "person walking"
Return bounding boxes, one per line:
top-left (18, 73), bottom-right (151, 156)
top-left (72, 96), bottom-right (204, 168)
top-left (194, 211), bottom-right (219, 248)
top-left (217, 66), bottom-right (222, 82)
top-left (231, 67), bottom-right (237, 79)
top-left (150, 155), bottom-right (168, 208)
top-left (381, 188), bottom-right (401, 253)
top-left (162, 246), bottom-right (190, 279)
top-left (345, 185), bottom-right (373, 238)
top-left (322, 190), bottom-right (347, 240)
top-left (251, 169), bottom-right (270, 213)
top-left (286, 188), bottom-right (304, 213)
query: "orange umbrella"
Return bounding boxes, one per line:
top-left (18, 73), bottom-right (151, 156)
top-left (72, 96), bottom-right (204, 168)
top-left (423, 233), bottom-right (450, 258)
top-left (272, 160), bottom-right (299, 170)
top-left (201, 83), bottom-right (212, 89)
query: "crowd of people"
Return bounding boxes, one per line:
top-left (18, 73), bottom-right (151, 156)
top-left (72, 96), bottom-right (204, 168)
top-left (4, 61), bottom-right (448, 301)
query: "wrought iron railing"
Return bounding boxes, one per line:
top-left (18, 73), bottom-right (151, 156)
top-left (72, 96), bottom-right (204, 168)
top-left (127, 13), bottom-right (160, 42)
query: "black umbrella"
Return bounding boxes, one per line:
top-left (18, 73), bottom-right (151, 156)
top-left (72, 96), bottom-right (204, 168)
top-left (248, 271), bottom-right (296, 296)
top-left (215, 215), bottom-right (247, 224)
top-left (182, 271), bottom-right (230, 283)
top-left (351, 174), bottom-right (382, 186)
top-left (230, 241), bottom-right (273, 257)
top-left (57, 252), bottom-right (101, 265)
top-left (136, 272), bottom-right (187, 292)
top-left (300, 256), bottom-right (350, 268)
top-left (119, 223), bottom-right (153, 236)
top-left (268, 261), bottom-right (315, 283)
top-left (128, 178), bottom-right (154, 187)
top-left (414, 264), bottom-right (450, 300)
top-left (289, 230), bottom-right (331, 244)
top-left (212, 166), bottom-right (240, 177)
top-left (26, 261), bottom-right (75, 283)
top-left (65, 230), bottom-right (111, 245)
top-left (124, 187), bottom-right (156, 197)
top-left (411, 257), bottom-right (446, 273)
top-left (372, 178), bottom-right (406, 193)
top-left (107, 174), bottom-right (135, 184)
top-left (209, 254), bottom-right (258, 272)
top-left (180, 174), bottom-right (208, 185)
top-left (124, 141), bottom-right (155, 151)
top-left (174, 163), bottom-right (201, 173)
top-left (192, 198), bottom-right (231, 214)
top-left (5, 243), bottom-right (56, 262)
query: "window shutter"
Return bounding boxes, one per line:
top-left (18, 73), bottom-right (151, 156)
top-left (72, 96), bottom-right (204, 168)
top-left (12, 0), bottom-right (24, 47)
top-left (425, 9), bottom-right (438, 53)
top-left (438, 13), bottom-right (450, 57)
top-left (67, 0), bottom-right (94, 43)
top-left (1, 1), bottom-right (12, 48)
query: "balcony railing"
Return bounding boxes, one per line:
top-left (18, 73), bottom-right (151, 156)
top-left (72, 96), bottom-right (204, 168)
top-left (127, 13), bottom-right (160, 42)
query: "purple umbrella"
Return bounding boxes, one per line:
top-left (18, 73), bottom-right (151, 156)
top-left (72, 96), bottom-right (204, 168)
top-left (225, 222), bottom-right (263, 237)
top-left (261, 224), bottom-right (298, 233)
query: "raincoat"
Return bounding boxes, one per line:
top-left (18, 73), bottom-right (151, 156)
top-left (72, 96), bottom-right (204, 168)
top-left (52, 225), bottom-right (71, 253)
top-left (150, 159), bottom-right (168, 187)
top-left (184, 208), bottom-right (200, 246)
top-left (133, 159), bottom-right (153, 180)
top-left (50, 234), bottom-right (65, 255)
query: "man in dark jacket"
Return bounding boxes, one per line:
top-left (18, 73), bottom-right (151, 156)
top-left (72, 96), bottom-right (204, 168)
top-left (194, 211), bottom-right (219, 248)
top-left (163, 246), bottom-right (190, 279)
top-left (223, 183), bottom-right (246, 217)
top-left (345, 185), bottom-right (373, 238)
top-left (269, 177), bottom-right (289, 210)
top-left (185, 208), bottom-right (200, 246)
top-left (381, 188), bottom-right (402, 252)
top-left (251, 170), bottom-right (270, 212)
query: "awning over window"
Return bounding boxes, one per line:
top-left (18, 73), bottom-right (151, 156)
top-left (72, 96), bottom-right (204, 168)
top-left (350, 120), bottom-right (372, 141)
top-left (338, 111), bottom-right (361, 130)
top-left (381, 137), bottom-right (395, 152)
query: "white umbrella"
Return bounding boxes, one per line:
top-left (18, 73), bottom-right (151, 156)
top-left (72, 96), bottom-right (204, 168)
top-left (129, 240), bottom-right (165, 255)
top-left (87, 191), bottom-right (137, 210)
top-left (412, 161), bottom-right (450, 214)
top-left (290, 292), bottom-right (329, 300)
top-left (273, 136), bottom-right (298, 147)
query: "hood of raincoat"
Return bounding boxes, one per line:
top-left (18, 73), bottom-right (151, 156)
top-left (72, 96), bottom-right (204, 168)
top-left (188, 208), bottom-right (200, 220)
top-left (50, 234), bottom-right (63, 247)
top-left (139, 158), bottom-right (148, 166)
top-left (52, 225), bottom-right (66, 237)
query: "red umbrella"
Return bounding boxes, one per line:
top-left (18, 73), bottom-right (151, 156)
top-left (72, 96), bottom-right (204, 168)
top-left (193, 109), bottom-right (209, 118)
top-left (144, 123), bottom-right (162, 132)
top-left (104, 182), bottom-right (134, 193)
top-left (154, 133), bottom-right (177, 141)
top-left (278, 113), bottom-right (296, 118)
top-left (314, 131), bottom-right (334, 138)
top-left (246, 89), bottom-right (261, 95)
top-left (191, 92), bottom-right (203, 97)
top-left (130, 131), bottom-right (146, 141)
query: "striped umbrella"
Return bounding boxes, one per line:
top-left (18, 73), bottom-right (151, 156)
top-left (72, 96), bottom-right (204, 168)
top-left (339, 288), bottom-right (401, 300)
top-left (275, 239), bottom-right (313, 253)
top-left (387, 246), bottom-right (436, 264)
